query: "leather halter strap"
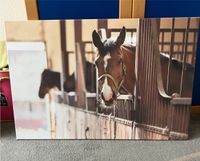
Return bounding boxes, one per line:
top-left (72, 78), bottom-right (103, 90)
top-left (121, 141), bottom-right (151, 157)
top-left (97, 56), bottom-right (129, 96)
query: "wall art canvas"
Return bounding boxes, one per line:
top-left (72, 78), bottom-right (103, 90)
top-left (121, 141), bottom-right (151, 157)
top-left (5, 18), bottom-right (199, 139)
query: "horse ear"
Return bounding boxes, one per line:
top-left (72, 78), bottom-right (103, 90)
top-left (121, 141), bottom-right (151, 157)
top-left (115, 26), bottom-right (126, 46)
top-left (92, 30), bottom-right (103, 49)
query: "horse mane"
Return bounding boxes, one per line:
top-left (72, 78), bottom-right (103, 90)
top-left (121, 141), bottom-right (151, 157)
top-left (160, 53), bottom-right (194, 71)
top-left (99, 39), bottom-right (136, 56)
top-left (97, 39), bottom-right (117, 56)
top-left (42, 69), bottom-right (60, 81)
top-left (122, 44), bottom-right (136, 54)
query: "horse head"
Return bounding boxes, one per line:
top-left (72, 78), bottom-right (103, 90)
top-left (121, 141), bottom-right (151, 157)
top-left (38, 69), bottom-right (61, 98)
top-left (92, 27), bottom-right (130, 106)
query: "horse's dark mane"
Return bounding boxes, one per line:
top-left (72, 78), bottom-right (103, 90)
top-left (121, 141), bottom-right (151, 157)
top-left (160, 53), bottom-right (194, 71)
top-left (42, 69), bottom-right (61, 82)
top-left (122, 44), bottom-right (136, 53)
top-left (99, 39), bottom-right (135, 56)
top-left (99, 39), bottom-right (117, 56)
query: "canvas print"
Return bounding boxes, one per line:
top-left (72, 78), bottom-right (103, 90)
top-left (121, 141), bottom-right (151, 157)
top-left (5, 18), bottom-right (199, 139)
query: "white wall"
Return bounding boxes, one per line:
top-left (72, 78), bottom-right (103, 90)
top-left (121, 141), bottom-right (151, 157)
top-left (7, 42), bottom-right (47, 101)
top-left (0, 0), bottom-right (27, 40)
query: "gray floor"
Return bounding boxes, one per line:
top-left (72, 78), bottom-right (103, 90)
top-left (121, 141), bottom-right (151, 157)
top-left (1, 120), bottom-right (200, 161)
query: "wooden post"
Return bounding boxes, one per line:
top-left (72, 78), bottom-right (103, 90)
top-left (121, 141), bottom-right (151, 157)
top-left (75, 43), bottom-right (87, 109)
top-left (166, 18), bottom-right (175, 93)
top-left (98, 20), bottom-right (108, 30)
top-left (180, 18), bottom-right (190, 96)
top-left (119, 0), bottom-right (146, 18)
top-left (24, 0), bottom-right (39, 20)
top-left (60, 21), bottom-right (68, 92)
top-left (74, 20), bottom-right (86, 73)
top-left (132, 0), bottom-right (146, 18)
top-left (98, 20), bottom-right (108, 38)
top-left (119, 0), bottom-right (133, 18)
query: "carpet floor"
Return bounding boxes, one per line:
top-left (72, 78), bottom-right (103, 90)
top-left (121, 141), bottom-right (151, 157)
top-left (1, 120), bottom-right (200, 161)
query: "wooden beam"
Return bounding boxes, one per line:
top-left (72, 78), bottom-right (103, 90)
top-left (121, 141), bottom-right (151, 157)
top-left (98, 20), bottom-right (107, 30)
top-left (74, 20), bottom-right (86, 73)
top-left (119, 0), bottom-right (133, 18)
top-left (120, 0), bottom-right (146, 18)
top-left (75, 43), bottom-right (86, 109)
top-left (132, 0), bottom-right (146, 18)
top-left (60, 21), bottom-right (69, 83)
top-left (24, 0), bottom-right (39, 20)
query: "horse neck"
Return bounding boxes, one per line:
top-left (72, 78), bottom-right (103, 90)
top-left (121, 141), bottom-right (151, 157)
top-left (121, 45), bottom-right (136, 94)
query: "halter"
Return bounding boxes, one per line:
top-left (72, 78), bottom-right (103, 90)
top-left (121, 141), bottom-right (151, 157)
top-left (97, 56), bottom-right (129, 97)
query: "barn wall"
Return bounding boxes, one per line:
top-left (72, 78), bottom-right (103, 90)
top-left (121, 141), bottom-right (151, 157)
top-left (108, 19), bottom-right (138, 29)
top-left (43, 21), bottom-right (62, 72)
top-left (7, 18), bottom-right (197, 75)
top-left (66, 20), bottom-right (75, 74)
top-left (159, 18), bottom-right (199, 61)
top-left (0, 0), bottom-right (27, 40)
top-left (5, 21), bottom-right (63, 72)
top-left (5, 21), bottom-right (43, 41)
top-left (82, 20), bottom-right (98, 42)
top-left (5, 19), bottom-right (138, 74)
top-left (160, 18), bottom-right (199, 29)
top-left (65, 19), bottom-right (138, 74)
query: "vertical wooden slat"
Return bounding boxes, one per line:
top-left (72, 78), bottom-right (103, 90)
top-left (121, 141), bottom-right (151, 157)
top-left (75, 43), bottom-right (86, 109)
top-left (98, 20), bottom-right (108, 30)
top-left (74, 20), bottom-right (85, 67)
top-left (192, 31), bottom-right (197, 65)
top-left (119, 0), bottom-right (133, 18)
top-left (180, 18), bottom-right (190, 96)
top-left (166, 18), bottom-right (175, 93)
top-left (24, 0), bottom-right (39, 20)
top-left (74, 20), bottom-right (87, 109)
top-left (60, 21), bottom-right (68, 90)
top-left (132, 0), bottom-right (146, 18)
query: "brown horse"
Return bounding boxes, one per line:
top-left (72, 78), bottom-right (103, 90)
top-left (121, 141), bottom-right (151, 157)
top-left (92, 27), bottom-right (194, 108)
top-left (38, 61), bottom-right (96, 98)
top-left (160, 53), bottom-right (194, 97)
top-left (92, 27), bottom-right (136, 106)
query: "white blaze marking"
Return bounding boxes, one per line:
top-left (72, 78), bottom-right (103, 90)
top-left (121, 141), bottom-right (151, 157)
top-left (103, 53), bottom-right (111, 70)
top-left (102, 53), bottom-right (113, 101)
top-left (102, 77), bottom-right (113, 101)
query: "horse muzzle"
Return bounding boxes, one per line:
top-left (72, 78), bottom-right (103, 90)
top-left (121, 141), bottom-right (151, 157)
top-left (100, 91), bottom-right (117, 106)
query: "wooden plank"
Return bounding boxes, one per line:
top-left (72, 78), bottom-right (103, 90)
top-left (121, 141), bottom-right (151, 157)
top-left (119, 0), bottom-right (133, 18)
top-left (171, 97), bottom-right (192, 105)
top-left (76, 110), bottom-right (86, 139)
top-left (49, 101), bottom-right (57, 139)
top-left (60, 21), bottom-right (69, 85)
top-left (135, 127), bottom-right (169, 140)
top-left (75, 43), bottom-right (86, 109)
top-left (55, 103), bottom-right (66, 139)
top-left (24, 0), bottom-right (39, 20)
top-left (132, 0), bottom-right (146, 18)
top-left (115, 118), bottom-right (133, 139)
top-left (85, 112), bottom-right (99, 139)
top-left (98, 20), bottom-right (108, 30)
top-left (66, 105), bottom-right (76, 139)
top-left (44, 94), bottom-right (52, 133)
top-left (99, 115), bottom-right (115, 139)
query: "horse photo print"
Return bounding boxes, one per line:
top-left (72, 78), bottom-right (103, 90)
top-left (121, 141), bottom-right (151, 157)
top-left (5, 18), bottom-right (199, 139)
